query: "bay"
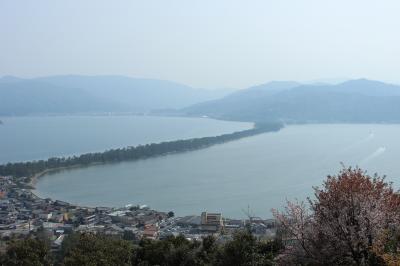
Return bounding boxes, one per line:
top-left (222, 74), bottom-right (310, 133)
top-left (0, 115), bottom-right (251, 163)
top-left (35, 124), bottom-right (400, 218)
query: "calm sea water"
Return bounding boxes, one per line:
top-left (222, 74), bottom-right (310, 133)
top-left (0, 115), bottom-right (251, 163)
top-left (34, 123), bottom-right (400, 218)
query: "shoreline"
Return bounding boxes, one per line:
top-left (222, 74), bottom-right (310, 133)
top-left (4, 120), bottom-right (283, 219)
top-left (3, 122), bottom-right (281, 180)
top-left (24, 121), bottom-right (260, 192)
top-left (29, 162), bottom-right (105, 187)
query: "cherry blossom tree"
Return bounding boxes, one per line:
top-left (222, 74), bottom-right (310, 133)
top-left (273, 167), bottom-right (400, 265)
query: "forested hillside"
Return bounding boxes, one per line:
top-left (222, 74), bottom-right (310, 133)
top-left (183, 79), bottom-right (400, 123)
top-left (0, 75), bottom-right (233, 115)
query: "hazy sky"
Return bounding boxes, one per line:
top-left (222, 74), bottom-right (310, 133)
top-left (1, 0), bottom-right (400, 88)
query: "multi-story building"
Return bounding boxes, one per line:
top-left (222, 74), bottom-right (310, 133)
top-left (200, 212), bottom-right (224, 232)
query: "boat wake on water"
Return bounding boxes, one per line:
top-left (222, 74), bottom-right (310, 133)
top-left (359, 146), bottom-right (386, 165)
top-left (341, 132), bottom-right (375, 153)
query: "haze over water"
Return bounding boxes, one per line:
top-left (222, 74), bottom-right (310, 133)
top-left (0, 115), bottom-right (251, 163)
top-left (31, 119), bottom-right (400, 218)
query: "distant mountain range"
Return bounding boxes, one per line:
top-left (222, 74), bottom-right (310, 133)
top-left (0, 75), bottom-right (233, 116)
top-left (182, 79), bottom-right (400, 123)
top-left (2, 75), bottom-right (400, 124)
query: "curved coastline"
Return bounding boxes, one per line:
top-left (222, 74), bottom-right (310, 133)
top-left (1, 122), bottom-right (283, 187)
top-left (28, 163), bottom-right (104, 187)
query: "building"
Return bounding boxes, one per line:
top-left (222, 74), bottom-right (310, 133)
top-left (143, 224), bottom-right (159, 240)
top-left (200, 212), bottom-right (224, 232)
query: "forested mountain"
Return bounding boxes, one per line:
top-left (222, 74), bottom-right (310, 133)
top-left (4, 75), bottom-right (400, 123)
top-left (0, 75), bottom-right (233, 115)
top-left (0, 80), bottom-right (120, 115)
top-left (182, 79), bottom-right (400, 123)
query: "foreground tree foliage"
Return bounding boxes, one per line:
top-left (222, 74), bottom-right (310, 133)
top-left (273, 167), bottom-right (400, 265)
top-left (132, 232), bottom-right (281, 266)
top-left (215, 231), bottom-right (281, 266)
top-left (0, 238), bottom-right (52, 266)
top-left (132, 235), bottom-right (201, 265)
top-left (0, 232), bottom-right (281, 266)
top-left (62, 233), bottom-right (133, 266)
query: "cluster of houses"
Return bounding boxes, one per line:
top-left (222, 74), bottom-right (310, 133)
top-left (0, 175), bottom-right (278, 251)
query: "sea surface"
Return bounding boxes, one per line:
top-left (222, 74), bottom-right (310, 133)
top-left (33, 123), bottom-right (400, 218)
top-left (0, 115), bottom-right (251, 163)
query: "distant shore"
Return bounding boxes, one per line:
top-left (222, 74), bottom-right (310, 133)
top-left (3, 121), bottom-right (282, 182)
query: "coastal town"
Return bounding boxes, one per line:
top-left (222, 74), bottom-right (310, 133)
top-left (0, 174), bottom-right (278, 252)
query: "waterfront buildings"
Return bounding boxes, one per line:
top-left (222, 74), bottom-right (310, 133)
top-left (0, 175), bottom-right (278, 251)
